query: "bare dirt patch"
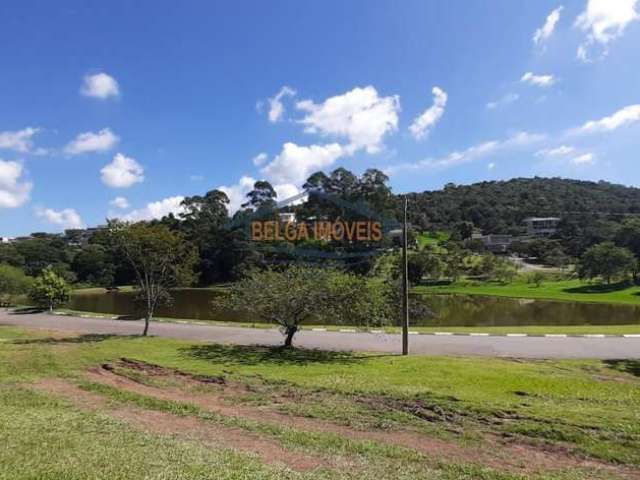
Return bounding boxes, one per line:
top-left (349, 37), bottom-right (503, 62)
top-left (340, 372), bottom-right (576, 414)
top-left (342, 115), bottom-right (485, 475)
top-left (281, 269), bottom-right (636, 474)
top-left (91, 359), bottom-right (640, 479)
top-left (30, 378), bottom-right (331, 472)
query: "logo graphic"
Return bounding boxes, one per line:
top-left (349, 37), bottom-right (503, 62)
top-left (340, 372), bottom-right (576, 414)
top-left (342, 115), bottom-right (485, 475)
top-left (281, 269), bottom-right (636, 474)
top-left (228, 190), bottom-right (401, 261)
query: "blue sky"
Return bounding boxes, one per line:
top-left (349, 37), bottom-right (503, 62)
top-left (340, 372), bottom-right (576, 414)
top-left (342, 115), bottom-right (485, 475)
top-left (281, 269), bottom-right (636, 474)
top-left (1, 0), bottom-right (639, 236)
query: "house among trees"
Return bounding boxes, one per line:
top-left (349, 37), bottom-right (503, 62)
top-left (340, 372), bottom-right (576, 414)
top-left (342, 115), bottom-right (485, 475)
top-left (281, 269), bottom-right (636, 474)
top-left (523, 217), bottom-right (561, 238)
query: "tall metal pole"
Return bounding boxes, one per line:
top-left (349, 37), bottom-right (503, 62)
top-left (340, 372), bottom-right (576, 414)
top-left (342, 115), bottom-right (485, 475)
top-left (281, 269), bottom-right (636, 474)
top-left (402, 196), bottom-right (409, 355)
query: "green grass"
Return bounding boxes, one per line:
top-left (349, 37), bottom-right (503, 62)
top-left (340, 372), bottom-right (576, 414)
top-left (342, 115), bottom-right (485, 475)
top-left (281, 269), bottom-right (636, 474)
top-left (3, 326), bottom-right (587, 479)
top-left (415, 279), bottom-right (640, 305)
top-left (1, 324), bottom-right (639, 473)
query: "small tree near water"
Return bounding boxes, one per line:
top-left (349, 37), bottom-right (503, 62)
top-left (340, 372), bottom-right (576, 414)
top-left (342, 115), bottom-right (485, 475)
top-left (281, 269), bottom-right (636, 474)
top-left (109, 221), bottom-right (198, 336)
top-left (215, 264), bottom-right (392, 348)
top-left (28, 266), bottom-right (70, 312)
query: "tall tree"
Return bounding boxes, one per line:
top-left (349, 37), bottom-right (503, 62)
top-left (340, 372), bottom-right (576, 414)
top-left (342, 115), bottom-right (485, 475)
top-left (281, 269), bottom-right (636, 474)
top-left (242, 181), bottom-right (277, 211)
top-left (109, 221), bottom-right (198, 335)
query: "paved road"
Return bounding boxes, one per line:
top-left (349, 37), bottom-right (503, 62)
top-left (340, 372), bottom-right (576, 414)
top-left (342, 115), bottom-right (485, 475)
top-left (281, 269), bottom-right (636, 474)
top-left (1, 310), bottom-right (638, 359)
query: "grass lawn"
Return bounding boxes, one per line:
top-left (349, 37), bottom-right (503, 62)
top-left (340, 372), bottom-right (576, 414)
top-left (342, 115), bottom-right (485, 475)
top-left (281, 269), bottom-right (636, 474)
top-left (0, 324), bottom-right (639, 479)
top-left (415, 279), bottom-right (640, 305)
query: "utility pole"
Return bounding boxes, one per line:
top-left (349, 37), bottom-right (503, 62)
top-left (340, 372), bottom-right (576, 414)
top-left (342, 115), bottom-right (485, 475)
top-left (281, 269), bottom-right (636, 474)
top-left (402, 196), bottom-right (409, 355)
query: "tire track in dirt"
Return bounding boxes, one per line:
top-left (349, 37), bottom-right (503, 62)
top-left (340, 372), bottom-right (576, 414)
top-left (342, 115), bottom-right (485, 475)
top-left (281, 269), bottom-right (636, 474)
top-left (86, 362), bottom-right (640, 479)
top-left (31, 378), bottom-right (338, 472)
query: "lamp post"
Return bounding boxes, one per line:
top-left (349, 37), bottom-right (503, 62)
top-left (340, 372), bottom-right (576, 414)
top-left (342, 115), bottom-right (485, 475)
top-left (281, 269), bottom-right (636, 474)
top-left (402, 196), bottom-right (409, 355)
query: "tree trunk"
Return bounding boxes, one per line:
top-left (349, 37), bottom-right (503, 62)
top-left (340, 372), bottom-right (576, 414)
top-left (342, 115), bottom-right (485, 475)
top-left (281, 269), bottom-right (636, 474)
top-left (283, 325), bottom-right (298, 348)
top-left (142, 315), bottom-right (151, 336)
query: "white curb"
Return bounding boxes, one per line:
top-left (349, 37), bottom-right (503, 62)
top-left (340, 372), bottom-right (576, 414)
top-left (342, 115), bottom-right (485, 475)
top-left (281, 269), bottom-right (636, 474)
top-left (311, 328), bottom-right (326, 332)
top-left (434, 332), bottom-right (453, 336)
top-left (469, 333), bottom-right (489, 336)
top-left (583, 334), bottom-right (605, 338)
top-left (339, 329), bottom-right (356, 333)
top-left (506, 333), bottom-right (528, 337)
top-left (545, 334), bottom-right (567, 337)
top-left (623, 334), bottom-right (640, 338)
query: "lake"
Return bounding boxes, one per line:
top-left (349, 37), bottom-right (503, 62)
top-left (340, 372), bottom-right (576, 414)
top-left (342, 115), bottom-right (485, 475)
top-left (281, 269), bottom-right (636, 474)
top-left (68, 288), bottom-right (640, 327)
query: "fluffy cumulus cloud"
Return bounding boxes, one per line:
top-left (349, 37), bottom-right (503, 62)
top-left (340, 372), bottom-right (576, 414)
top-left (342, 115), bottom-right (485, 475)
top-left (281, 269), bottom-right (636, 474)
top-left (120, 196), bottom-right (186, 222)
top-left (261, 142), bottom-right (345, 185)
top-left (109, 196), bottom-right (130, 209)
top-left (409, 86), bottom-right (447, 140)
top-left (100, 153), bottom-right (144, 188)
top-left (575, 0), bottom-right (639, 61)
top-left (0, 160), bottom-right (32, 209)
top-left (573, 104), bottom-right (640, 134)
top-left (387, 131), bottom-right (545, 173)
top-left (265, 86), bottom-right (296, 122)
top-left (571, 152), bottom-right (596, 165)
top-left (521, 72), bottom-right (556, 87)
top-left (65, 128), bottom-right (119, 155)
top-left (536, 145), bottom-right (576, 157)
top-left (35, 207), bottom-right (84, 229)
top-left (252, 152), bottom-right (268, 166)
top-left (80, 72), bottom-right (120, 99)
top-left (296, 86), bottom-right (400, 154)
top-left (533, 6), bottom-right (563, 46)
top-left (0, 127), bottom-right (40, 153)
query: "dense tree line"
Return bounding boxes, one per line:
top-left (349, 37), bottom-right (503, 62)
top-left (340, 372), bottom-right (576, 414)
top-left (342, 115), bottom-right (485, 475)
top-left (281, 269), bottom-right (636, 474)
top-left (407, 178), bottom-right (640, 254)
top-left (3, 175), bottom-right (640, 291)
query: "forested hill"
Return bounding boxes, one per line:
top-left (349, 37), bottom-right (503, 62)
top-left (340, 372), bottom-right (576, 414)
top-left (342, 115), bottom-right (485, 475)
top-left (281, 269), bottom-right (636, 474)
top-left (406, 178), bottom-right (640, 234)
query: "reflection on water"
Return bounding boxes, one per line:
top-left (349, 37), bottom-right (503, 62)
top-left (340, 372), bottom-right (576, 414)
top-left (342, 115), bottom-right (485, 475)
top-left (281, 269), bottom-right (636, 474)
top-left (68, 288), bottom-right (640, 327)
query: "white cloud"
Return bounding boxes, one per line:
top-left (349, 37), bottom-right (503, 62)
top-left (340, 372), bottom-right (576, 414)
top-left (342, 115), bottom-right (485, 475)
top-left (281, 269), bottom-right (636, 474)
top-left (0, 160), bottom-right (32, 209)
top-left (571, 153), bottom-right (596, 165)
top-left (486, 93), bottom-right (519, 110)
top-left (409, 86), bottom-right (447, 140)
top-left (487, 162), bottom-right (496, 170)
top-left (266, 86), bottom-right (296, 122)
top-left (109, 196), bottom-right (130, 209)
top-left (575, 0), bottom-right (638, 61)
top-left (0, 127), bottom-right (40, 153)
top-left (65, 128), bottom-right (119, 155)
top-left (296, 86), bottom-right (400, 154)
top-left (189, 175), bottom-right (204, 182)
top-left (533, 6), bottom-right (563, 46)
top-left (252, 152), bottom-right (268, 166)
top-left (35, 207), bottom-right (84, 229)
top-left (80, 72), bottom-right (120, 99)
top-left (536, 145), bottom-right (575, 157)
top-left (521, 72), bottom-right (556, 87)
top-left (573, 104), bottom-right (640, 134)
top-left (261, 142), bottom-right (345, 185)
top-left (273, 183), bottom-right (300, 203)
top-left (120, 196), bottom-right (186, 222)
top-left (387, 131), bottom-right (545, 174)
top-left (100, 153), bottom-right (144, 188)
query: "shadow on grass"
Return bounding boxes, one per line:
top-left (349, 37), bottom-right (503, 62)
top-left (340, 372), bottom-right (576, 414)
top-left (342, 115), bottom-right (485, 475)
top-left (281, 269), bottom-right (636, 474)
top-left (9, 307), bottom-right (46, 315)
top-left (604, 359), bottom-right (640, 378)
top-left (563, 281), bottom-right (631, 295)
top-left (181, 343), bottom-right (375, 367)
top-left (13, 334), bottom-right (139, 345)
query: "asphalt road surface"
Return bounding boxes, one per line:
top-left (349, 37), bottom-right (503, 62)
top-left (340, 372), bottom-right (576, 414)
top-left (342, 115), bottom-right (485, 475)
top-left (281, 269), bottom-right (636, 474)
top-left (1, 309), bottom-right (638, 359)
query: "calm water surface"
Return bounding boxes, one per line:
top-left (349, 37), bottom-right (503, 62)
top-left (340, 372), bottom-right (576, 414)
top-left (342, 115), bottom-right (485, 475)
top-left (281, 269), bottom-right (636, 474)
top-left (68, 289), bottom-right (640, 327)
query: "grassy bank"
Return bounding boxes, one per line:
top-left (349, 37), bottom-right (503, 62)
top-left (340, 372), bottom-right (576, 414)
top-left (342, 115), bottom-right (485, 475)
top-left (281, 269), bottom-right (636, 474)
top-left (415, 279), bottom-right (640, 305)
top-left (1, 324), bottom-right (639, 479)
